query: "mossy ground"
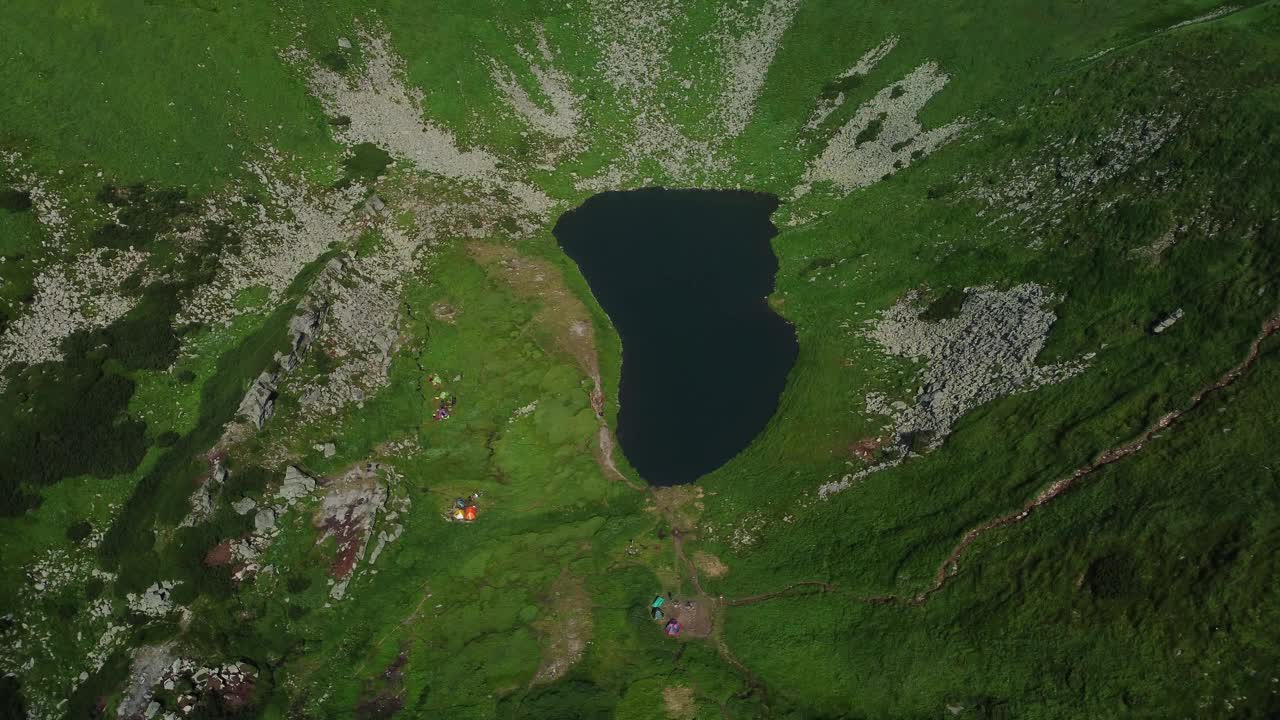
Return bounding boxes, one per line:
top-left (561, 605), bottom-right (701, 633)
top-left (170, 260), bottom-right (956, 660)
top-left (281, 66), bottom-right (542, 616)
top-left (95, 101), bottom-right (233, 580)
top-left (3, 1), bottom-right (1280, 718)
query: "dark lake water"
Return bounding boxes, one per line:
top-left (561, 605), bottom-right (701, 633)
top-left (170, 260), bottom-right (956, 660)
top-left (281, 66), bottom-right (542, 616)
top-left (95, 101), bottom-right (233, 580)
top-left (554, 188), bottom-right (797, 486)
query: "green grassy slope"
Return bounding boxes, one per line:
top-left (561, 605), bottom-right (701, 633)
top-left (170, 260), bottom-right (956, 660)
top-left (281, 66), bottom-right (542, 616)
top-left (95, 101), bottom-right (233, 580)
top-left (1, 1), bottom-right (1278, 718)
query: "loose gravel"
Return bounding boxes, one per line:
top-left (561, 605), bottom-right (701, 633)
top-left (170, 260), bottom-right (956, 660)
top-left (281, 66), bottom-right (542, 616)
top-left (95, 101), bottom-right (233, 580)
top-left (820, 284), bottom-right (1087, 497)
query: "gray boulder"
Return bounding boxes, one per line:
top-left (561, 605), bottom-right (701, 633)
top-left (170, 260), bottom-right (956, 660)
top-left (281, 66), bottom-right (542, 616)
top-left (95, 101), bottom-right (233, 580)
top-left (278, 304), bottom-right (327, 372)
top-left (279, 466), bottom-right (316, 501)
top-left (1152, 308), bottom-right (1184, 334)
top-left (254, 507), bottom-right (277, 532)
top-left (237, 371), bottom-right (278, 429)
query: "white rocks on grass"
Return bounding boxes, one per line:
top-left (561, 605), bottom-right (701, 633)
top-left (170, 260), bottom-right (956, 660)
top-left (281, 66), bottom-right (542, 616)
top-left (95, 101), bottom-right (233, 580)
top-left (634, 109), bottom-right (731, 180)
top-left (492, 27), bottom-right (583, 141)
top-left (802, 61), bottom-right (966, 195)
top-left (235, 252), bottom-right (381, 427)
top-left (295, 248), bottom-right (404, 417)
top-left (582, 0), bottom-right (819, 186)
top-left (0, 248), bottom-right (147, 385)
top-left (231, 497), bottom-right (257, 516)
top-left (719, 0), bottom-right (801, 137)
top-left (302, 31), bottom-right (496, 180)
top-left (577, 0), bottom-right (738, 185)
top-left (965, 110), bottom-right (1183, 239)
top-left (843, 35), bottom-right (900, 78)
top-left (803, 35), bottom-right (899, 130)
top-left (866, 284), bottom-right (1085, 446)
top-left (1167, 5), bottom-right (1239, 30)
top-left (300, 28), bottom-right (550, 214)
top-left (510, 400), bottom-right (539, 422)
top-left (1, 150), bottom-right (71, 248)
top-left (575, 108), bottom-right (731, 190)
top-left (820, 284), bottom-right (1087, 497)
top-left (1133, 224), bottom-right (1182, 261)
top-left (590, 0), bottom-right (679, 98)
top-left (126, 582), bottom-right (181, 618)
top-left (116, 643), bottom-right (177, 720)
top-left (817, 456), bottom-right (906, 499)
top-left (180, 159), bottom-right (366, 327)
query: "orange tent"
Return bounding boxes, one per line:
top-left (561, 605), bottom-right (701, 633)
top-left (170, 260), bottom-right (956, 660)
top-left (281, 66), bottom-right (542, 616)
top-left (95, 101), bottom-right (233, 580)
top-left (463, 505), bottom-right (478, 522)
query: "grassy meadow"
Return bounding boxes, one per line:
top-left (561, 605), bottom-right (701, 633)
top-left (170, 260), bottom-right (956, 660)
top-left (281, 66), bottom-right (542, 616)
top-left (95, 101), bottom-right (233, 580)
top-left (2, 1), bottom-right (1279, 718)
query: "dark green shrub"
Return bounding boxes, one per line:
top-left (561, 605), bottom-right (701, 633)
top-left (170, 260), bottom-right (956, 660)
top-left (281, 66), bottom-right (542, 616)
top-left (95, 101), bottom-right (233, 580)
top-left (497, 681), bottom-right (616, 720)
top-left (0, 188), bottom-right (32, 212)
top-left (66, 520), bottom-right (93, 543)
top-left (320, 51), bottom-right (349, 71)
top-left (119, 269), bottom-right (145, 294)
top-left (1085, 552), bottom-right (1140, 599)
top-left (337, 143), bottom-right (392, 189)
top-left (919, 287), bottom-right (967, 321)
top-left (0, 357), bottom-right (147, 500)
top-left (926, 182), bottom-right (953, 199)
top-left (0, 675), bottom-right (28, 719)
top-left (855, 114), bottom-right (886, 146)
top-left (91, 284), bottom-right (182, 371)
top-left (818, 73), bottom-right (862, 100)
top-left (223, 465), bottom-right (272, 498)
top-left (91, 185), bottom-right (193, 250)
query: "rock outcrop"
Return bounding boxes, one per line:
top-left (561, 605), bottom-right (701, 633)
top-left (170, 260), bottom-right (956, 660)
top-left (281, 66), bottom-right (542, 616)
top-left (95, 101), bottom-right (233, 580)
top-left (253, 508), bottom-right (276, 532)
top-left (1152, 308), bottom-right (1184, 334)
top-left (237, 371), bottom-right (279, 429)
top-left (278, 466), bottom-right (316, 502)
top-left (234, 257), bottom-right (343, 432)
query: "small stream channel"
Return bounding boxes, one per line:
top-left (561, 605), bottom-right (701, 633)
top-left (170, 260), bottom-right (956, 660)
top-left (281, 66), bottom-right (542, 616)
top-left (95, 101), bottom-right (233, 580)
top-left (554, 188), bottom-right (797, 486)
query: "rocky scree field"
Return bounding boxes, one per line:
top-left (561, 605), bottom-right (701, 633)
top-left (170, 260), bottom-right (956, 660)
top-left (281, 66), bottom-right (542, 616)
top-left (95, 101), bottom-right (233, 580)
top-left (2, 1), bottom-right (1280, 718)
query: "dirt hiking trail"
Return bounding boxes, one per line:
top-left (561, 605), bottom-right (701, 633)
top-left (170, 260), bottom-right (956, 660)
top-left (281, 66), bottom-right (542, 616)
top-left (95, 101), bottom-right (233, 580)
top-left (467, 241), bottom-right (644, 491)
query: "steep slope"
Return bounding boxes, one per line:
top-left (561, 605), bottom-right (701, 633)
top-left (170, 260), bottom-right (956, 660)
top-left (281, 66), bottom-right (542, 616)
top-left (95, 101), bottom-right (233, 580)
top-left (1, 1), bottom-right (1278, 718)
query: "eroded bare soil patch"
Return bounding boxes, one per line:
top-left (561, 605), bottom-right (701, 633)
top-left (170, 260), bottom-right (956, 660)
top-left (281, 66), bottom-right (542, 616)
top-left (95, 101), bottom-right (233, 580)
top-left (531, 572), bottom-right (593, 685)
top-left (468, 241), bottom-right (639, 488)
